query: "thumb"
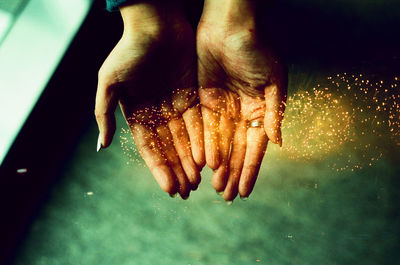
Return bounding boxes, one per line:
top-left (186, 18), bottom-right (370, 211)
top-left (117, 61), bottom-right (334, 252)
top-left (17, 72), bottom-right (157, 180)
top-left (263, 83), bottom-right (286, 147)
top-left (94, 80), bottom-right (118, 151)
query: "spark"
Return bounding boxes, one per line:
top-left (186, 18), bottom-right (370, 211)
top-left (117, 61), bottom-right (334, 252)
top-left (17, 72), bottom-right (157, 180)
top-left (280, 74), bottom-right (400, 171)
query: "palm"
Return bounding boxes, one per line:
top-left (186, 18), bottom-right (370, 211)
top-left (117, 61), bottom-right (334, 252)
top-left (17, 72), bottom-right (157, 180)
top-left (99, 24), bottom-right (197, 113)
top-left (97, 20), bottom-right (204, 198)
top-left (197, 25), bottom-right (287, 200)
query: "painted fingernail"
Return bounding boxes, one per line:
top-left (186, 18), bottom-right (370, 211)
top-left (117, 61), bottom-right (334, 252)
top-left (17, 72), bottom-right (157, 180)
top-left (226, 200), bottom-right (233, 206)
top-left (240, 195), bottom-right (248, 201)
top-left (216, 191), bottom-right (223, 196)
top-left (96, 133), bottom-right (102, 152)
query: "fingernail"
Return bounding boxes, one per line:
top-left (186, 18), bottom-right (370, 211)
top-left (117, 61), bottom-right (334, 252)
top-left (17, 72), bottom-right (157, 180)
top-left (240, 195), bottom-right (248, 201)
top-left (169, 192), bottom-right (178, 198)
top-left (216, 191), bottom-right (223, 196)
top-left (226, 200), bottom-right (233, 206)
top-left (96, 133), bottom-right (102, 152)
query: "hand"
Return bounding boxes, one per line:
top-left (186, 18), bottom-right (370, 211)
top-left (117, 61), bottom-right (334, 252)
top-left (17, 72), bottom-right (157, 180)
top-left (95, 2), bottom-right (205, 198)
top-left (197, 0), bottom-right (287, 201)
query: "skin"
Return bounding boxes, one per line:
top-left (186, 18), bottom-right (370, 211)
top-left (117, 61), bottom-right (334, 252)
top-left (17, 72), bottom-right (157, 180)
top-left (197, 0), bottom-right (287, 201)
top-left (95, 0), bottom-right (287, 201)
top-left (95, 1), bottom-right (205, 199)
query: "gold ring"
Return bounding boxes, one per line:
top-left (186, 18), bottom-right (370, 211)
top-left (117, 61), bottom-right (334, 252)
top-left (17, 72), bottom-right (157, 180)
top-left (248, 120), bottom-right (263, 128)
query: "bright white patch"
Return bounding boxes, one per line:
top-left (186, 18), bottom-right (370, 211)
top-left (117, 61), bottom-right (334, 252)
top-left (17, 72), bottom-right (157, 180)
top-left (0, 0), bottom-right (93, 165)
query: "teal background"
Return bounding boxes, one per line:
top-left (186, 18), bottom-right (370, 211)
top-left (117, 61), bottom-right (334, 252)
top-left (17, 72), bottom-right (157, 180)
top-left (13, 69), bottom-right (400, 264)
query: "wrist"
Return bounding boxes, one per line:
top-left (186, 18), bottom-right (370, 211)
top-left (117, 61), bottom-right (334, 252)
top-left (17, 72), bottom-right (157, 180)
top-left (200, 0), bottom-right (257, 31)
top-left (120, 0), bottom-right (185, 36)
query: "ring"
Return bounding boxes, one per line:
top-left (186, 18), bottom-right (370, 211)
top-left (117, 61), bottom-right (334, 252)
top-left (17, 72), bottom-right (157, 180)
top-left (248, 120), bottom-right (264, 128)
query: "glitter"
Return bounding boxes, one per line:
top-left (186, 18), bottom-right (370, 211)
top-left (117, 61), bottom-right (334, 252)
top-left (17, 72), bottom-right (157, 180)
top-left (280, 74), bottom-right (400, 171)
top-left (87, 191), bottom-right (94, 196)
top-left (120, 127), bottom-right (146, 167)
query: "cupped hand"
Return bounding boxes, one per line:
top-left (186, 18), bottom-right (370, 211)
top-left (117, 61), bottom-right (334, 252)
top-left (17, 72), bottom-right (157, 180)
top-left (95, 3), bottom-right (205, 198)
top-left (197, 3), bottom-right (287, 201)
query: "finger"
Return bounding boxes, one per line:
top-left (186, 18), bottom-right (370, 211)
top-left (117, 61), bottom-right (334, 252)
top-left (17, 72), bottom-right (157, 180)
top-left (222, 120), bottom-right (247, 201)
top-left (201, 106), bottom-right (221, 170)
top-left (264, 83), bottom-right (286, 146)
top-left (168, 117), bottom-right (201, 189)
top-left (212, 114), bottom-right (234, 192)
top-left (182, 105), bottom-right (206, 168)
top-left (238, 126), bottom-right (268, 198)
top-left (94, 82), bottom-right (118, 149)
top-left (169, 88), bottom-right (205, 167)
top-left (156, 125), bottom-right (191, 199)
top-left (131, 123), bottom-right (178, 195)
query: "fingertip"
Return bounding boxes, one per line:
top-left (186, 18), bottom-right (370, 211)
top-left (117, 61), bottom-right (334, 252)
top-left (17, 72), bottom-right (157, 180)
top-left (194, 154), bottom-right (206, 170)
top-left (211, 165), bottom-right (228, 192)
top-left (181, 158), bottom-right (201, 189)
top-left (223, 191), bottom-right (237, 202)
top-left (153, 167), bottom-right (178, 195)
top-left (212, 182), bottom-right (225, 193)
top-left (100, 131), bottom-right (114, 149)
top-left (164, 183), bottom-right (179, 196)
top-left (180, 193), bottom-right (190, 200)
top-left (206, 151), bottom-right (221, 170)
top-left (238, 186), bottom-right (251, 199)
top-left (96, 113), bottom-right (116, 149)
top-left (189, 174), bottom-right (201, 191)
top-left (238, 174), bottom-right (257, 199)
top-left (179, 187), bottom-right (191, 200)
top-left (264, 116), bottom-right (281, 145)
top-left (238, 170), bottom-right (258, 199)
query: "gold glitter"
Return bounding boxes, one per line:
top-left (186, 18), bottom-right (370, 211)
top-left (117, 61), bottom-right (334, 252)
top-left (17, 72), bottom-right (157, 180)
top-left (280, 74), bottom-right (399, 171)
